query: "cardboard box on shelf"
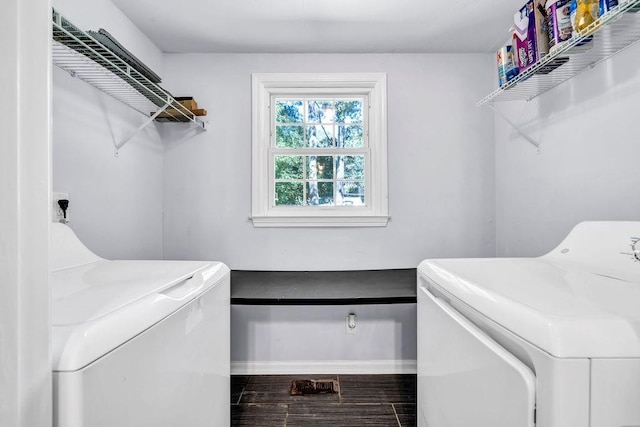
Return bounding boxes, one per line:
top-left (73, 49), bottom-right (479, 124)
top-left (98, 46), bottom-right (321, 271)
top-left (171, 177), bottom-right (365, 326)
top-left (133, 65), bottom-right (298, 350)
top-left (151, 108), bottom-right (207, 120)
top-left (175, 97), bottom-right (198, 111)
top-left (513, 0), bottom-right (550, 72)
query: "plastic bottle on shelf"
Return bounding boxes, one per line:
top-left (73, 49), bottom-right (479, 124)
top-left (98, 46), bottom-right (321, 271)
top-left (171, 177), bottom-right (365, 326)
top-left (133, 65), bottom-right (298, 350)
top-left (573, 0), bottom-right (600, 32)
top-left (497, 37), bottom-right (519, 87)
top-left (568, 0), bottom-right (595, 49)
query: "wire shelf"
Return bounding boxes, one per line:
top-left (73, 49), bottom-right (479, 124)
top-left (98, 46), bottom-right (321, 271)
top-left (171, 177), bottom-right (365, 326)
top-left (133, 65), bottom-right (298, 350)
top-left (51, 8), bottom-right (206, 129)
top-left (478, 0), bottom-right (640, 105)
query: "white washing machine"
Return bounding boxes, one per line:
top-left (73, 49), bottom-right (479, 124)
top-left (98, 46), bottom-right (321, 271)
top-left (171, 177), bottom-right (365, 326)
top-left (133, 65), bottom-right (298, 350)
top-left (417, 221), bottom-right (640, 427)
top-left (51, 223), bottom-right (230, 427)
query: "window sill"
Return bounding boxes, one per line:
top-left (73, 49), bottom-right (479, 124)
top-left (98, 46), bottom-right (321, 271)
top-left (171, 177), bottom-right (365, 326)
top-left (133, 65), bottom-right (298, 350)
top-left (251, 215), bottom-right (390, 228)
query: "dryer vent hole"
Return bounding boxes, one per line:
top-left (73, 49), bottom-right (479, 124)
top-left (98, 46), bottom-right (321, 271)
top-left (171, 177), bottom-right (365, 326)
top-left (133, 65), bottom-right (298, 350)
top-left (291, 379), bottom-right (339, 396)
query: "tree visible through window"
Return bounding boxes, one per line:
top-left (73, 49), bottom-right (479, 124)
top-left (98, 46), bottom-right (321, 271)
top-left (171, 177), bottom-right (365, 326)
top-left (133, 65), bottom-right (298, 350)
top-left (273, 98), bottom-right (365, 207)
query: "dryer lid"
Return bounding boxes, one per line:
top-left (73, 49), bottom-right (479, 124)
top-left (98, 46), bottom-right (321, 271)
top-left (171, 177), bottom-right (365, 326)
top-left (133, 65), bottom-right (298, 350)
top-left (419, 221), bottom-right (640, 358)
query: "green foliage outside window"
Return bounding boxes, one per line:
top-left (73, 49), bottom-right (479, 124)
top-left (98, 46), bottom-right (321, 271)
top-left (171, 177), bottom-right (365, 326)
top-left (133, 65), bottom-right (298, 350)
top-left (274, 98), bottom-right (365, 206)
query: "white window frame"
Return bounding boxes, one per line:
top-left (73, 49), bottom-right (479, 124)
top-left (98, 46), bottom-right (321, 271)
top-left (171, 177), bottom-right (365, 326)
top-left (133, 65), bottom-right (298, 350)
top-left (251, 73), bottom-right (389, 228)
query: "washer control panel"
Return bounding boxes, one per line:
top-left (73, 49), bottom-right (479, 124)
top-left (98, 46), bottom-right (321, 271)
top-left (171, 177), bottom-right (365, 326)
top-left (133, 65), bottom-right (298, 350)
top-left (546, 222), bottom-right (640, 282)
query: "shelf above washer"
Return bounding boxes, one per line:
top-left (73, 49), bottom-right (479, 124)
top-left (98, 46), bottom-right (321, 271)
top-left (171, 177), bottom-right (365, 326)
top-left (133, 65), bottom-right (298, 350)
top-left (478, 0), bottom-right (640, 106)
top-left (51, 8), bottom-right (206, 151)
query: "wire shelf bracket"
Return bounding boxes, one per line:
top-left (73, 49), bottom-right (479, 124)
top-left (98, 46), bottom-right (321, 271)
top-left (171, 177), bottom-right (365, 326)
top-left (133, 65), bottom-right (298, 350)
top-left (114, 100), bottom-right (172, 155)
top-left (487, 103), bottom-right (540, 150)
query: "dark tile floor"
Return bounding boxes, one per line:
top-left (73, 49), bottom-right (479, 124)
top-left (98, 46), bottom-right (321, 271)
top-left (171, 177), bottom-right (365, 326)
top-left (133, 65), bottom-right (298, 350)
top-left (231, 374), bottom-right (416, 426)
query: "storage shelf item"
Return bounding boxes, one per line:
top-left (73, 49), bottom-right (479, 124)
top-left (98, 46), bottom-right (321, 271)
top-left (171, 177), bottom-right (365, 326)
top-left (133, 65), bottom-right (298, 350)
top-left (51, 8), bottom-right (207, 139)
top-left (478, 0), bottom-right (640, 106)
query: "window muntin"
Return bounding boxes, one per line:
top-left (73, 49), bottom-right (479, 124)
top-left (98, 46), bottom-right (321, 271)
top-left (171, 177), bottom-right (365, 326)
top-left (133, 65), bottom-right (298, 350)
top-left (273, 154), bottom-right (365, 207)
top-left (274, 98), bottom-right (364, 149)
top-left (272, 96), bottom-right (367, 208)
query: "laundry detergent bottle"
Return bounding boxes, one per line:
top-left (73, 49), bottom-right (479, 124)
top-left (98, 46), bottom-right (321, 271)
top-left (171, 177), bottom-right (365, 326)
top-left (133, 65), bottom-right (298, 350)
top-left (573, 0), bottom-right (599, 32)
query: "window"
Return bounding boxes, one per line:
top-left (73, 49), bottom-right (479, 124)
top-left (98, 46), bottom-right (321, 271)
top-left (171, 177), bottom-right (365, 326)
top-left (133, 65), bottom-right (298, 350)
top-left (251, 73), bottom-right (388, 227)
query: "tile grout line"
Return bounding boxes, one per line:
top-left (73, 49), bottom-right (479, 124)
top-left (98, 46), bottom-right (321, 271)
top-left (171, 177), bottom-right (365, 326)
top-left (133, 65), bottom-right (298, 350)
top-left (283, 403), bottom-right (289, 427)
top-left (391, 403), bottom-right (402, 427)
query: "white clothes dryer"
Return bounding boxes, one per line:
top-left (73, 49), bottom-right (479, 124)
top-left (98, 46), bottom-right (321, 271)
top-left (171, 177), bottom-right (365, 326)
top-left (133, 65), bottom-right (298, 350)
top-left (417, 221), bottom-right (640, 427)
top-left (51, 223), bottom-right (230, 427)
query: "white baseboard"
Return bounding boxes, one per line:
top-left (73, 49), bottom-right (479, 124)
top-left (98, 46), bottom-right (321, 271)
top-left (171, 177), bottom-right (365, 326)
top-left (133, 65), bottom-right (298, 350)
top-left (231, 360), bottom-right (417, 376)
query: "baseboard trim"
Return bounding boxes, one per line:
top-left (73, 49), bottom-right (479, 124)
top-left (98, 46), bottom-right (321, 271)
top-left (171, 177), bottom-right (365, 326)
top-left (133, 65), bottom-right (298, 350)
top-left (231, 360), bottom-right (417, 375)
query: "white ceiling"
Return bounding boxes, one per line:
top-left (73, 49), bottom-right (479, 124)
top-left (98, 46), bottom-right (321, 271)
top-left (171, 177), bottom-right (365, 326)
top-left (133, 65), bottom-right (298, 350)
top-left (111, 0), bottom-right (522, 54)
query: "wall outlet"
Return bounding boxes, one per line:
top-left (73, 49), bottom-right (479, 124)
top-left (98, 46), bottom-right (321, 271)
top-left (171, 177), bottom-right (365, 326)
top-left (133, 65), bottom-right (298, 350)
top-left (345, 313), bottom-right (357, 334)
top-left (53, 192), bottom-right (70, 223)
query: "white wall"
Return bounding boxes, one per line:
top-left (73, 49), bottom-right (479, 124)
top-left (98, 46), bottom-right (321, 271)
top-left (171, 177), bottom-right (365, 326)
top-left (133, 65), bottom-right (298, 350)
top-left (0, 0), bottom-right (51, 425)
top-left (160, 53), bottom-right (494, 372)
top-left (495, 42), bottom-right (640, 257)
top-left (52, 0), bottom-right (166, 259)
top-left (231, 304), bottom-right (416, 374)
top-left (161, 53), bottom-right (496, 269)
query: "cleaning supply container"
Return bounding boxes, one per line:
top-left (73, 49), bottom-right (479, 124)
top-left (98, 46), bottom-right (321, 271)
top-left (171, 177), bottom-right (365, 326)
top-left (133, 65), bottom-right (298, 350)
top-left (546, 0), bottom-right (573, 53)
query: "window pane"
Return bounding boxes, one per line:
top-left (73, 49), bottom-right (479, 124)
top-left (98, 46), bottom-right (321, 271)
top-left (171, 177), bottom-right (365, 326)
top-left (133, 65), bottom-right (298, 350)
top-left (306, 181), bottom-right (334, 206)
top-left (275, 100), bottom-right (303, 123)
top-left (341, 155), bottom-right (365, 180)
top-left (307, 100), bottom-right (334, 123)
top-left (306, 125), bottom-right (333, 148)
top-left (335, 100), bottom-right (363, 123)
top-left (275, 182), bottom-right (303, 206)
top-left (337, 125), bottom-right (363, 148)
top-left (305, 156), bottom-right (334, 180)
top-left (276, 125), bottom-right (304, 148)
top-left (338, 181), bottom-right (365, 206)
top-left (275, 156), bottom-right (303, 179)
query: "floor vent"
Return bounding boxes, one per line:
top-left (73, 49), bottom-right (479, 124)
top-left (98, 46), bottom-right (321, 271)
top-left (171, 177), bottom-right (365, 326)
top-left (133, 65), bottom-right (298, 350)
top-left (291, 379), bottom-right (339, 396)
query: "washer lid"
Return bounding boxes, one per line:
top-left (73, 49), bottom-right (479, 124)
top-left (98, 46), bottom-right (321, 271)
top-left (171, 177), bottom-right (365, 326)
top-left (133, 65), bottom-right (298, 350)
top-left (419, 221), bottom-right (640, 358)
top-left (52, 259), bottom-right (229, 372)
top-left (53, 259), bottom-right (219, 326)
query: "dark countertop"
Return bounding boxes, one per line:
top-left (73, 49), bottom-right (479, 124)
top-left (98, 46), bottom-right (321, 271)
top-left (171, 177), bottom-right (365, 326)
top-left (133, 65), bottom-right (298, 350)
top-left (231, 269), bottom-right (417, 305)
